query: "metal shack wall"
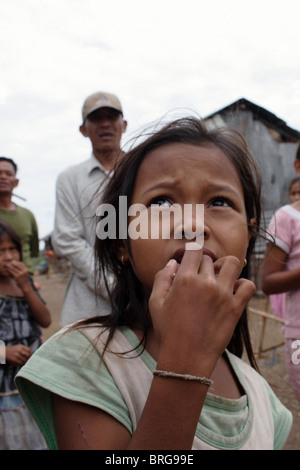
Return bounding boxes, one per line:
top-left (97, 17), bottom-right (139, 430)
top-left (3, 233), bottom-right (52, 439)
top-left (220, 110), bottom-right (298, 213)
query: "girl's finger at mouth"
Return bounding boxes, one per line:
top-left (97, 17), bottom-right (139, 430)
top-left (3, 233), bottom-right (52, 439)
top-left (179, 243), bottom-right (203, 271)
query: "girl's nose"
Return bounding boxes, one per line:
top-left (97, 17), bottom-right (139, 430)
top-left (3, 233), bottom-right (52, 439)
top-left (3, 249), bottom-right (13, 260)
top-left (174, 205), bottom-right (206, 245)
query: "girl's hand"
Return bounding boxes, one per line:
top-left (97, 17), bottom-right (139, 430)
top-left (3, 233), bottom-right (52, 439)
top-left (149, 249), bottom-right (256, 375)
top-left (5, 260), bottom-right (52, 329)
top-left (6, 344), bottom-right (31, 365)
top-left (5, 260), bottom-right (31, 290)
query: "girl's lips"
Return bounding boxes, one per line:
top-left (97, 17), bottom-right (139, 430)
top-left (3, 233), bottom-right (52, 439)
top-left (171, 246), bottom-right (217, 264)
top-left (172, 247), bottom-right (185, 264)
top-left (203, 248), bottom-right (217, 262)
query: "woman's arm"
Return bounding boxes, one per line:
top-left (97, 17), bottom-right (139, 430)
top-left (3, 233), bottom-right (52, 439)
top-left (261, 243), bottom-right (300, 295)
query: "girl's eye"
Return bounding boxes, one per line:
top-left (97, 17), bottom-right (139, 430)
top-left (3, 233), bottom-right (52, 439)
top-left (0, 247), bottom-right (17, 254)
top-left (150, 197), bottom-right (172, 207)
top-left (210, 197), bottom-right (233, 208)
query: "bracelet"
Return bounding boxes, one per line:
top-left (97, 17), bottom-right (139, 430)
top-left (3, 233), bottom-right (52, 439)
top-left (153, 369), bottom-right (213, 387)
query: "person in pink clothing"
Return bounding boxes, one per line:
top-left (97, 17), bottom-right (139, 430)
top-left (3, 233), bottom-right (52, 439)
top-left (268, 176), bottom-right (300, 323)
top-left (261, 148), bottom-right (300, 403)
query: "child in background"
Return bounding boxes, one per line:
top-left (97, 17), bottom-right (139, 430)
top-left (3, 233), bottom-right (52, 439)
top-left (16, 117), bottom-right (292, 450)
top-left (288, 176), bottom-right (300, 204)
top-left (0, 220), bottom-right (51, 449)
top-left (268, 176), bottom-right (300, 322)
top-left (261, 171), bottom-right (300, 403)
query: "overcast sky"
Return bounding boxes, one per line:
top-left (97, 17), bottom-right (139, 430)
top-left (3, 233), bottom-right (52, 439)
top-left (1, 0), bottom-right (300, 240)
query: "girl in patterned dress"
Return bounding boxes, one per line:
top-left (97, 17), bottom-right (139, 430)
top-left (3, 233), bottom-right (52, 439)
top-left (0, 220), bottom-right (51, 449)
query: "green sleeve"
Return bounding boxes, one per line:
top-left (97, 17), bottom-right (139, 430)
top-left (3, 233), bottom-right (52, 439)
top-left (262, 377), bottom-right (293, 449)
top-left (16, 329), bottom-right (132, 449)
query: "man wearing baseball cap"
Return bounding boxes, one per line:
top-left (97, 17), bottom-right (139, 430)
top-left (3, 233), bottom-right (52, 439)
top-left (52, 92), bottom-right (127, 326)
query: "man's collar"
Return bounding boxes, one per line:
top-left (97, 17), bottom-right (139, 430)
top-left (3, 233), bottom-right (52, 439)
top-left (87, 154), bottom-right (109, 175)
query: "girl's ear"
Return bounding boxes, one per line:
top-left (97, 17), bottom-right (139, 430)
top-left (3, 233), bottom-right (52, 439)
top-left (117, 240), bottom-right (130, 265)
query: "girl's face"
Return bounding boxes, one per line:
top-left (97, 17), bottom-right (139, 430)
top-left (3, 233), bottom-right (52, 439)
top-left (289, 181), bottom-right (300, 203)
top-left (0, 234), bottom-right (20, 276)
top-left (123, 143), bottom-right (252, 293)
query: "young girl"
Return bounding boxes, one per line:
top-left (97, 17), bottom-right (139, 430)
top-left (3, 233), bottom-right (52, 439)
top-left (288, 176), bottom-right (300, 204)
top-left (0, 220), bottom-right (51, 449)
top-left (16, 118), bottom-right (292, 450)
top-left (261, 174), bottom-right (300, 403)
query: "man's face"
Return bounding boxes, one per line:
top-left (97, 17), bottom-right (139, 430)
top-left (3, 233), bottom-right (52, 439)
top-left (0, 161), bottom-right (18, 195)
top-left (80, 107), bottom-right (127, 153)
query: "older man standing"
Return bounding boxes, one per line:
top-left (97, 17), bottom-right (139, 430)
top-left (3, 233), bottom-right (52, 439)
top-left (52, 92), bottom-right (127, 326)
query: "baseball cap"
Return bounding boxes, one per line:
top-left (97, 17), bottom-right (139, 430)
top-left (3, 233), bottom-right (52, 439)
top-left (82, 92), bottom-right (123, 122)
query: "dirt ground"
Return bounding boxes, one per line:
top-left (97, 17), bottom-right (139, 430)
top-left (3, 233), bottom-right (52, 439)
top-left (36, 273), bottom-right (300, 451)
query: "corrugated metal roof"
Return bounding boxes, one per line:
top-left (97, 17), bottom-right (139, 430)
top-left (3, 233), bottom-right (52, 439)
top-left (205, 98), bottom-right (300, 142)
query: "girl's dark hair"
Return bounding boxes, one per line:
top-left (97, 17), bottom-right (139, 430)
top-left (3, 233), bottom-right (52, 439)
top-left (85, 117), bottom-right (262, 369)
top-left (0, 220), bottom-right (22, 258)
